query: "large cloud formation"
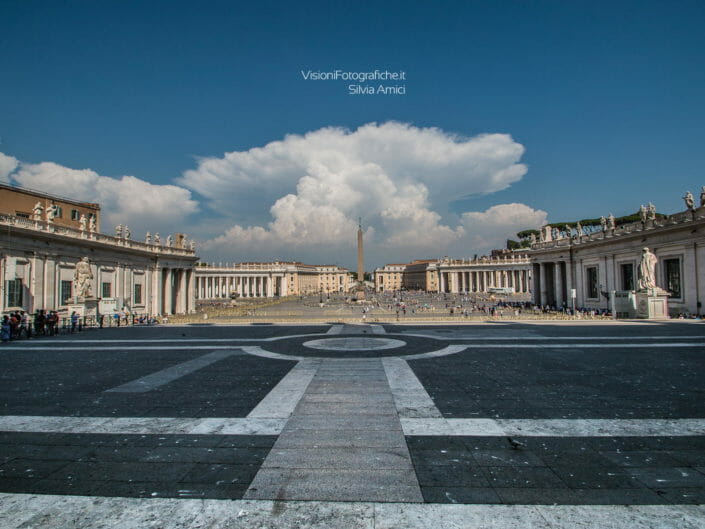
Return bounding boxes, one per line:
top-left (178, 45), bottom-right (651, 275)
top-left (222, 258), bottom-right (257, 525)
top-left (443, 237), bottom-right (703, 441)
top-left (184, 122), bottom-right (545, 263)
top-left (2, 155), bottom-right (198, 233)
top-left (1, 122), bottom-right (548, 265)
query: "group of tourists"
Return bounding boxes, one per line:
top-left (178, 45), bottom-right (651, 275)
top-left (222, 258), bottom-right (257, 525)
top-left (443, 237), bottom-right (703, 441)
top-left (1, 309), bottom-right (62, 342)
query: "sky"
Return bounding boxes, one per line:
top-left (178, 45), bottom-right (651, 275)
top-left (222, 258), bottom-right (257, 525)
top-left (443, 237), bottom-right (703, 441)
top-left (1, 0), bottom-right (704, 269)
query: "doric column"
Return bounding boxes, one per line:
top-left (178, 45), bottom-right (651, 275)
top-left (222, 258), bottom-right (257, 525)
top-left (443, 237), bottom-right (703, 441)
top-left (539, 263), bottom-right (548, 306)
top-left (187, 269), bottom-right (195, 313)
top-left (164, 268), bottom-right (173, 315)
top-left (440, 272), bottom-right (446, 293)
top-left (554, 262), bottom-right (564, 308)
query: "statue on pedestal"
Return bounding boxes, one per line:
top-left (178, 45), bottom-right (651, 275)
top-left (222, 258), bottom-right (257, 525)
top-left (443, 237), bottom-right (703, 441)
top-left (647, 203), bottom-right (656, 221)
top-left (638, 247), bottom-right (657, 290)
top-left (88, 215), bottom-right (96, 233)
top-left (115, 224), bottom-right (123, 238)
top-left (79, 214), bottom-right (87, 232)
top-left (639, 205), bottom-right (647, 223)
top-left (576, 222), bottom-right (583, 237)
top-left (46, 204), bottom-right (57, 223)
top-left (683, 191), bottom-right (695, 211)
top-left (32, 202), bottom-right (43, 221)
top-left (607, 214), bottom-right (616, 231)
top-left (166, 235), bottom-right (172, 247)
top-left (73, 257), bottom-right (94, 300)
top-left (154, 233), bottom-right (161, 245)
top-left (145, 232), bottom-right (152, 244)
top-left (600, 216), bottom-right (607, 232)
top-left (124, 225), bottom-right (131, 239)
top-left (700, 186), bottom-right (705, 208)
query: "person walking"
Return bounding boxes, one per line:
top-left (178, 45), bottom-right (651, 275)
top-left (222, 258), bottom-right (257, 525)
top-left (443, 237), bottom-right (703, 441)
top-left (70, 311), bottom-right (79, 333)
top-left (1, 316), bottom-right (10, 343)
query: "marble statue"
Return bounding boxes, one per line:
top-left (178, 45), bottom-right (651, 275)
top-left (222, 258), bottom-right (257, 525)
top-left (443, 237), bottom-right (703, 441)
top-left (530, 233), bottom-right (536, 244)
top-left (79, 214), bottom-right (87, 231)
top-left (683, 191), bottom-right (695, 211)
top-left (73, 257), bottom-right (93, 299)
top-left (124, 226), bottom-right (131, 239)
top-left (46, 204), bottom-right (57, 223)
top-left (638, 247), bottom-right (658, 290)
top-left (607, 214), bottom-right (615, 230)
top-left (32, 202), bottom-right (43, 221)
top-left (166, 235), bottom-right (172, 247)
top-left (88, 215), bottom-right (96, 233)
top-left (639, 204), bottom-right (647, 223)
top-left (115, 224), bottom-right (123, 238)
top-left (600, 216), bottom-right (606, 231)
top-left (576, 221), bottom-right (583, 237)
top-left (700, 186), bottom-right (705, 208)
top-left (647, 203), bottom-right (656, 220)
top-left (145, 232), bottom-right (151, 244)
top-left (154, 233), bottom-right (161, 245)
top-left (564, 225), bottom-right (572, 237)
top-left (189, 240), bottom-right (196, 251)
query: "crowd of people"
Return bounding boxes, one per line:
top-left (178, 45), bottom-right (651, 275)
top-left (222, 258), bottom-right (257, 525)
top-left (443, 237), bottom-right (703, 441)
top-left (1, 307), bottom-right (160, 342)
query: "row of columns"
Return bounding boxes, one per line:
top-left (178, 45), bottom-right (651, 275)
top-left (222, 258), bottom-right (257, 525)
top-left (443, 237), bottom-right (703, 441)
top-left (195, 275), bottom-right (284, 299)
top-left (439, 269), bottom-right (532, 294)
top-left (156, 267), bottom-right (195, 315)
top-left (533, 261), bottom-right (573, 308)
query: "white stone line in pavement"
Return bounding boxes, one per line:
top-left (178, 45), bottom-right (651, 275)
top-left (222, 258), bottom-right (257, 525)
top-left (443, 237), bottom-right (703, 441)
top-left (0, 416), bottom-right (286, 435)
top-left (105, 349), bottom-right (242, 393)
top-left (382, 357), bottom-right (443, 418)
top-left (403, 344), bottom-right (470, 360)
top-left (326, 324), bottom-right (344, 334)
top-left (239, 345), bottom-right (304, 361)
top-left (247, 359), bottom-right (321, 419)
top-left (401, 418), bottom-right (705, 437)
top-left (400, 333), bottom-right (705, 341)
top-left (0, 494), bottom-right (703, 529)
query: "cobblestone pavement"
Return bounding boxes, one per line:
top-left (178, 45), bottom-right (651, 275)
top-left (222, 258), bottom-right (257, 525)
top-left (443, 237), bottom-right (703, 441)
top-left (1, 321), bottom-right (704, 528)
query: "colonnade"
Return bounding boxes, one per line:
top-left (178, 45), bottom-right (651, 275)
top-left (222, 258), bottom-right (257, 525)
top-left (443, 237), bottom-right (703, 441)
top-left (195, 274), bottom-right (285, 299)
top-left (439, 268), bottom-right (532, 294)
top-left (532, 261), bottom-right (572, 308)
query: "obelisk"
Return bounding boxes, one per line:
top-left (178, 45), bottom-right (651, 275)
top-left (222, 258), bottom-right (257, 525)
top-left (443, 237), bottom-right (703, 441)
top-left (357, 218), bottom-right (364, 283)
top-left (354, 218), bottom-right (366, 300)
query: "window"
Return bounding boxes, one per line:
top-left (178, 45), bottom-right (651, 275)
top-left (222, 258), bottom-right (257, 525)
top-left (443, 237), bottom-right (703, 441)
top-left (6, 279), bottom-right (22, 307)
top-left (54, 206), bottom-right (63, 218)
top-left (71, 209), bottom-right (80, 220)
top-left (621, 263), bottom-right (635, 291)
top-left (101, 282), bottom-right (112, 298)
top-left (586, 266), bottom-right (598, 299)
top-left (60, 280), bottom-right (72, 305)
top-left (134, 284), bottom-right (143, 305)
top-left (663, 258), bottom-right (682, 298)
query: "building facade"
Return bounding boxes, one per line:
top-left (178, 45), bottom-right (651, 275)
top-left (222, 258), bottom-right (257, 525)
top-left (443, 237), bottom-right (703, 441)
top-left (374, 256), bottom-right (532, 295)
top-left (374, 264), bottom-right (406, 292)
top-left (0, 182), bottom-right (101, 232)
top-left (529, 200), bottom-right (705, 315)
top-left (194, 262), bottom-right (350, 300)
top-left (1, 215), bottom-right (198, 316)
top-left (437, 255), bottom-right (532, 295)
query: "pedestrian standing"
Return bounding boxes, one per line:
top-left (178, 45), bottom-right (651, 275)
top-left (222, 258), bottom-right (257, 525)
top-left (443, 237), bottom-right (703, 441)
top-left (20, 311), bottom-right (31, 339)
top-left (1, 316), bottom-right (10, 342)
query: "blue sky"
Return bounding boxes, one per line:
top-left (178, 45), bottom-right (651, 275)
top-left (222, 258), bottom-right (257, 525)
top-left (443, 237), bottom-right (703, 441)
top-left (1, 0), bottom-right (704, 267)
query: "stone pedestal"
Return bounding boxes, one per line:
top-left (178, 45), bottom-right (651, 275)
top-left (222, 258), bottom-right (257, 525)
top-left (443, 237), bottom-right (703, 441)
top-left (635, 288), bottom-right (669, 319)
top-left (67, 298), bottom-right (99, 320)
top-left (353, 283), bottom-right (366, 302)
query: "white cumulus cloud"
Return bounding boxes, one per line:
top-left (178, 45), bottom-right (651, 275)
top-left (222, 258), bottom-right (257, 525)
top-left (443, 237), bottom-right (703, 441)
top-left (188, 122), bottom-right (534, 263)
top-left (3, 154), bottom-right (198, 235)
top-left (0, 153), bottom-right (19, 183)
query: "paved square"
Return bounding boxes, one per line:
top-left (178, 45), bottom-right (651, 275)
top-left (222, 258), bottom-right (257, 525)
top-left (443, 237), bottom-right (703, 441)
top-left (1, 321), bottom-right (704, 527)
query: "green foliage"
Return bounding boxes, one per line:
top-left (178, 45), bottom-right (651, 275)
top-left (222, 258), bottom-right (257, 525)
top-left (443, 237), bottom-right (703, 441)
top-left (516, 229), bottom-right (539, 239)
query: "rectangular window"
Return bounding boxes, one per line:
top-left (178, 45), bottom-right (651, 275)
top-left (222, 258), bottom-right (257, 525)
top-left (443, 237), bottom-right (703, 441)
top-left (621, 263), bottom-right (634, 291)
top-left (586, 266), bottom-right (598, 299)
top-left (6, 279), bottom-right (23, 307)
top-left (102, 282), bottom-right (112, 298)
top-left (663, 258), bottom-right (682, 298)
top-left (54, 206), bottom-right (63, 218)
top-left (60, 280), bottom-right (72, 305)
top-left (71, 209), bottom-right (80, 220)
top-left (134, 284), bottom-right (143, 305)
